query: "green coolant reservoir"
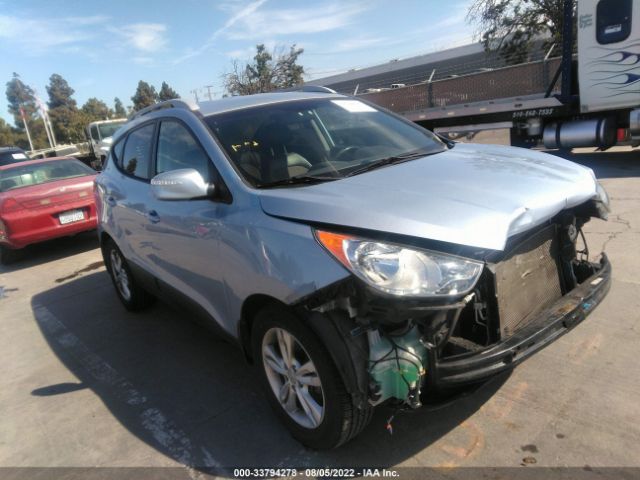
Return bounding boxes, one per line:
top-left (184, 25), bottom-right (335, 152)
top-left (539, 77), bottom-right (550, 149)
top-left (367, 326), bottom-right (428, 406)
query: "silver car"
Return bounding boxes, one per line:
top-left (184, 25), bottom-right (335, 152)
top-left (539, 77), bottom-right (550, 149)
top-left (95, 91), bottom-right (611, 449)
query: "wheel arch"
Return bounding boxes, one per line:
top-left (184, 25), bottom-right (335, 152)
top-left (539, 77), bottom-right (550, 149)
top-left (240, 294), bottom-right (368, 408)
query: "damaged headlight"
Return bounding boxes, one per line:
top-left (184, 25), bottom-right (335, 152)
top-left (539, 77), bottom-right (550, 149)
top-left (315, 230), bottom-right (483, 297)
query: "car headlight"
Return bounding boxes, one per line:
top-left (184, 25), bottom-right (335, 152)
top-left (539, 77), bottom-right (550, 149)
top-left (315, 230), bottom-right (483, 297)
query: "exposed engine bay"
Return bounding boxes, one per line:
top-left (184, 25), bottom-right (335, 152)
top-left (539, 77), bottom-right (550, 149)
top-left (299, 198), bottom-right (611, 410)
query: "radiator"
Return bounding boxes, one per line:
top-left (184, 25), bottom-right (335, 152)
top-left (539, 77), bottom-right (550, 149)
top-left (494, 225), bottom-right (563, 338)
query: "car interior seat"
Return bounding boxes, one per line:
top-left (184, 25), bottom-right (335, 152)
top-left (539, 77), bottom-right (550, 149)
top-left (252, 121), bottom-right (312, 183)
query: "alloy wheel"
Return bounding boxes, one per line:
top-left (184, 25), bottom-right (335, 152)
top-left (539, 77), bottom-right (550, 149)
top-left (109, 249), bottom-right (131, 301)
top-left (262, 327), bottom-right (325, 429)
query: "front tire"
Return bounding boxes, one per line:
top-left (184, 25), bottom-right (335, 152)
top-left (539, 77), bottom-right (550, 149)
top-left (103, 239), bottom-right (154, 311)
top-left (0, 245), bottom-right (20, 265)
top-left (252, 304), bottom-right (373, 449)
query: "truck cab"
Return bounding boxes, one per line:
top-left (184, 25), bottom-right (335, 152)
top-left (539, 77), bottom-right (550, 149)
top-left (86, 119), bottom-right (127, 168)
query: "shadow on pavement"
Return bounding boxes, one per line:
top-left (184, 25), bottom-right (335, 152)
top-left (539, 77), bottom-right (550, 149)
top-left (0, 231), bottom-right (99, 274)
top-left (547, 149), bottom-right (640, 179)
top-left (31, 271), bottom-right (507, 472)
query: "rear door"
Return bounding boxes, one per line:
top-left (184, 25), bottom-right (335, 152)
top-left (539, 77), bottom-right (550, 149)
top-left (144, 118), bottom-right (229, 324)
top-left (103, 121), bottom-right (158, 272)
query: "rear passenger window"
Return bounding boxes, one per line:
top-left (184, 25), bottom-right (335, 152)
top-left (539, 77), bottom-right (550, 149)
top-left (121, 123), bottom-right (155, 179)
top-left (156, 121), bottom-right (210, 179)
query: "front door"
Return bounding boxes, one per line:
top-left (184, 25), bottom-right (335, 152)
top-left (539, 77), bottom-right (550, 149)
top-left (144, 119), bottom-right (229, 326)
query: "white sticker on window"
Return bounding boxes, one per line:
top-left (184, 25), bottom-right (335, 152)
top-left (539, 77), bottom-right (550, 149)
top-left (331, 100), bottom-right (377, 113)
top-left (11, 153), bottom-right (27, 160)
top-left (604, 24), bottom-right (622, 34)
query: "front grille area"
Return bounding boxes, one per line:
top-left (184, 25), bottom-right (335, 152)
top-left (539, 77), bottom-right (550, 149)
top-left (494, 225), bottom-right (563, 338)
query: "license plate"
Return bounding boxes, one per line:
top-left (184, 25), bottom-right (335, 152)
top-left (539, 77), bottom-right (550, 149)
top-left (59, 209), bottom-right (85, 225)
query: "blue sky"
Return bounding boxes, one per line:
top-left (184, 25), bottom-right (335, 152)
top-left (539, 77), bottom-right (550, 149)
top-left (0, 0), bottom-right (474, 123)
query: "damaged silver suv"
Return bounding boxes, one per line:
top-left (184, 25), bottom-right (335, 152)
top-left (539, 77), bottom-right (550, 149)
top-left (95, 90), bottom-right (611, 449)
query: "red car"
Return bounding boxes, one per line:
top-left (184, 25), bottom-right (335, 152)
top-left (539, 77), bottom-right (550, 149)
top-left (0, 157), bottom-right (98, 264)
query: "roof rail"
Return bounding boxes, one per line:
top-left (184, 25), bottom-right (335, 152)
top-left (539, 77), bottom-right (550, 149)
top-left (278, 85), bottom-right (337, 94)
top-left (129, 98), bottom-right (200, 121)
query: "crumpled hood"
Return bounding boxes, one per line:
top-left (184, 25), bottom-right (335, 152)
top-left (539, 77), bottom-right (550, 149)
top-left (258, 143), bottom-right (599, 250)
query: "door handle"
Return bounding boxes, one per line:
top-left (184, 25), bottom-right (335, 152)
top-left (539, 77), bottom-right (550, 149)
top-left (146, 210), bottom-right (160, 223)
top-left (106, 196), bottom-right (117, 206)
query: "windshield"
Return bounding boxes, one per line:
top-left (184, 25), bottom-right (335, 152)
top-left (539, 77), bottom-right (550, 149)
top-left (204, 98), bottom-right (446, 187)
top-left (0, 159), bottom-right (95, 192)
top-left (0, 150), bottom-right (29, 166)
top-left (97, 121), bottom-right (126, 139)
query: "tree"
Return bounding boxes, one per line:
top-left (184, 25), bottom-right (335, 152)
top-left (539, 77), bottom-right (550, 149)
top-left (113, 97), bottom-right (127, 118)
top-left (82, 98), bottom-right (111, 121)
top-left (224, 44), bottom-right (305, 96)
top-left (5, 73), bottom-right (38, 128)
top-left (158, 81), bottom-right (179, 101)
top-left (46, 74), bottom-right (82, 144)
top-left (131, 81), bottom-right (158, 111)
top-left (5, 73), bottom-right (48, 149)
top-left (46, 74), bottom-right (77, 110)
top-left (467, 0), bottom-right (572, 63)
top-left (0, 118), bottom-right (17, 146)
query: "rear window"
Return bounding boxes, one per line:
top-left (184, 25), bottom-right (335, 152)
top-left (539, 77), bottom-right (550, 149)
top-left (0, 160), bottom-right (95, 192)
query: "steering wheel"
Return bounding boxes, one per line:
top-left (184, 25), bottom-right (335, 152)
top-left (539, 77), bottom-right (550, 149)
top-left (333, 146), bottom-right (361, 162)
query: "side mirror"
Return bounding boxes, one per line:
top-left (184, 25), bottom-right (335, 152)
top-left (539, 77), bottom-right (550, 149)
top-left (151, 168), bottom-right (214, 200)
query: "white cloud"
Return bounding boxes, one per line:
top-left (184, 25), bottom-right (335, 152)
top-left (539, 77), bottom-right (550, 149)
top-left (174, 0), bottom-right (268, 64)
top-left (0, 14), bottom-right (108, 54)
top-left (225, 2), bottom-right (369, 40)
top-left (175, 0), bottom-right (369, 64)
top-left (112, 23), bottom-right (167, 52)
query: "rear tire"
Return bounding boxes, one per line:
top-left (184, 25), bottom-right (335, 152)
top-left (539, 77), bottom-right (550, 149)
top-left (252, 304), bottom-right (373, 449)
top-left (103, 239), bottom-right (154, 311)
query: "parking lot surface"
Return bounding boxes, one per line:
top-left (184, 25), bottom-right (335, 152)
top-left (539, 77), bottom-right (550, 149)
top-left (1, 149), bottom-right (639, 474)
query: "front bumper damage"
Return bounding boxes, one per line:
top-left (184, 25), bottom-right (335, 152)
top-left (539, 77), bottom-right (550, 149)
top-left (297, 219), bottom-right (611, 410)
top-left (429, 254), bottom-right (611, 388)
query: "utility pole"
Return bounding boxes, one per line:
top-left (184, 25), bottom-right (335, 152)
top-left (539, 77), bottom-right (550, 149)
top-left (15, 76), bottom-right (34, 151)
top-left (204, 85), bottom-right (214, 101)
top-left (191, 89), bottom-right (199, 103)
top-left (19, 107), bottom-right (34, 152)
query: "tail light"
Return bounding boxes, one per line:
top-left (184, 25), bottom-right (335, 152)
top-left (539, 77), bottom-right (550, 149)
top-left (1, 198), bottom-right (22, 214)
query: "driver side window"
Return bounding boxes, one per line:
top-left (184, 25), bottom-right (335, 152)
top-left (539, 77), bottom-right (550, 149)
top-left (156, 120), bottom-right (211, 179)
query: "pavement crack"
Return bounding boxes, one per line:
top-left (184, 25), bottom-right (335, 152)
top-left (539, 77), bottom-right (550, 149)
top-left (600, 214), bottom-right (632, 252)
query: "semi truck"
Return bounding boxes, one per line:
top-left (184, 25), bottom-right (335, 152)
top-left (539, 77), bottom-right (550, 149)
top-left (360, 0), bottom-right (639, 150)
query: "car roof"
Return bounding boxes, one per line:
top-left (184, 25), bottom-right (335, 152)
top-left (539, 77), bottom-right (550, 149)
top-left (0, 156), bottom-right (83, 171)
top-left (116, 91), bottom-right (348, 142)
top-left (0, 146), bottom-right (25, 153)
top-left (197, 91), bottom-right (346, 117)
